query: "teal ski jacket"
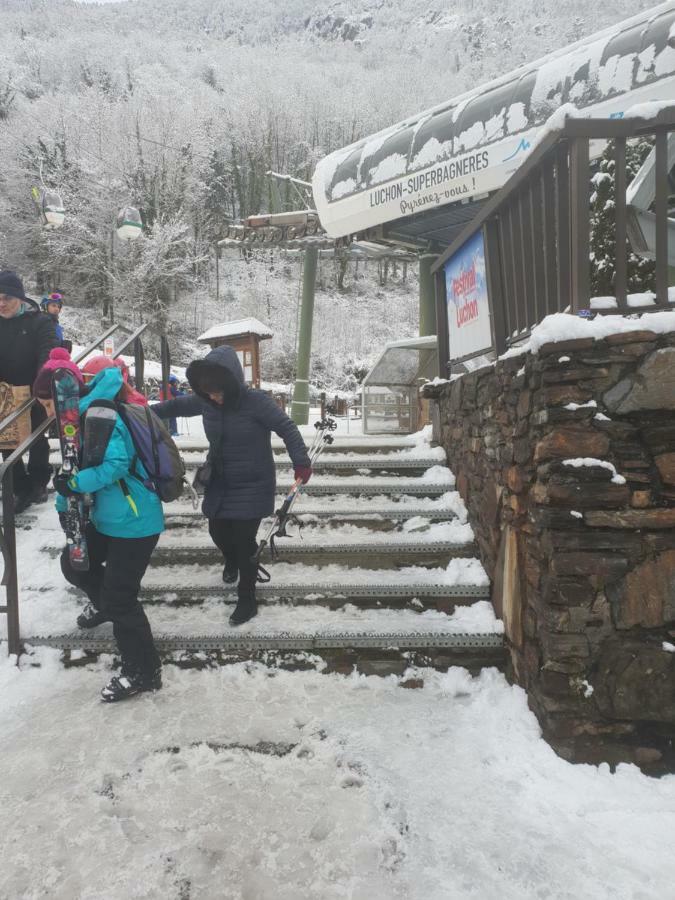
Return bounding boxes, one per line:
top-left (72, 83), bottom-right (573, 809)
top-left (55, 367), bottom-right (165, 539)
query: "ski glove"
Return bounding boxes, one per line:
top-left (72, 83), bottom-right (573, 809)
top-left (294, 465), bottom-right (312, 484)
top-left (58, 512), bottom-right (68, 532)
top-left (53, 473), bottom-right (78, 497)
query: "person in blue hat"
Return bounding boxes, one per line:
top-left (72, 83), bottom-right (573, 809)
top-left (40, 292), bottom-right (71, 351)
top-left (161, 373), bottom-right (183, 436)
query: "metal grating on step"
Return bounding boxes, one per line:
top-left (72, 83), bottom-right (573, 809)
top-left (275, 483), bottom-right (453, 496)
top-left (164, 507), bottom-right (457, 522)
top-left (146, 582), bottom-right (491, 600)
top-left (26, 631), bottom-right (504, 652)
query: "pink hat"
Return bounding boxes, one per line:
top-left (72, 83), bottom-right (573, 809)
top-left (33, 347), bottom-right (84, 399)
top-left (81, 354), bottom-right (128, 380)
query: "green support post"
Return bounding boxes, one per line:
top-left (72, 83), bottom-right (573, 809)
top-left (291, 245), bottom-right (319, 425)
top-left (419, 252), bottom-right (438, 337)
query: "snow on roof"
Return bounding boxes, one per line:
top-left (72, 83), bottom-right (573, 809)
top-left (197, 318), bottom-right (273, 343)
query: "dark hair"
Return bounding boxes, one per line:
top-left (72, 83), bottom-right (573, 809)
top-left (191, 365), bottom-right (239, 408)
top-left (196, 370), bottom-right (227, 394)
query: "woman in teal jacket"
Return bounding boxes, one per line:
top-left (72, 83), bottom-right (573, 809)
top-left (34, 358), bottom-right (164, 703)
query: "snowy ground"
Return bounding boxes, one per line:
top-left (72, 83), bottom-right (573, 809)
top-left (1, 652), bottom-right (674, 900)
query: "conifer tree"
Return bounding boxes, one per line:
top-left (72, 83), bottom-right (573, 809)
top-left (589, 139), bottom-right (655, 298)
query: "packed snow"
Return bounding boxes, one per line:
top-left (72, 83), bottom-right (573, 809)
top-left (500, 310), bottom-right (675, 359)
top-left (1, 653), bottom-right (674, 899)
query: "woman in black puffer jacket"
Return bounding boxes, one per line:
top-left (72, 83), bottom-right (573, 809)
top-left (153, 345), bottom-right (311, 626)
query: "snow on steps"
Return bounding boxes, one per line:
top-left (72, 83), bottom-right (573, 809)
top-left (29, 431), bottom-right (503, 669)
top-left (46, 451), bottom-right (446, 476)
top-left (26, 602), bottom-right (506, 672)
top-left (41, 532), bottom-right (477, 568)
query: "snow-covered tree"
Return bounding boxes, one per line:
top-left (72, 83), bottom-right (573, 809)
top-left (589, 140), bottom-right (655, 298)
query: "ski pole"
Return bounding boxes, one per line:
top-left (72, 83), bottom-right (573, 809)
top-left (252, 424), bottom-right (335, 564)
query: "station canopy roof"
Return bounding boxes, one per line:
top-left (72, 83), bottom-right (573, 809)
top-left (364, 335), bottom-right (438, 387)
top-left (311, 4), bottom-right (675, 250)
top-left (197, 317), bottom-right (273, 343)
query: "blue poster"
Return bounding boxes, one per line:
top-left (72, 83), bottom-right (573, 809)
top-left (444, 230), bottom-right (492, 360)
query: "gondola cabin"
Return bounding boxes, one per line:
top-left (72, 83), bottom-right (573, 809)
top-left (116, 206), bottom-right (143, 241)
top-left (197, 318), bottom-right (273, 389)
top-left (41, 190), bottom-right (65, 229)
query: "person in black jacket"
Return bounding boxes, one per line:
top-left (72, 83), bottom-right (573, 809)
top-left (0, 271), bottom-right (58, 513)
top-left (153, 345), bottom-right (312, 626)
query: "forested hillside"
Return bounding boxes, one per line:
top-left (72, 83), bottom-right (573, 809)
top-left (0, 0), bottom-right (651, 384)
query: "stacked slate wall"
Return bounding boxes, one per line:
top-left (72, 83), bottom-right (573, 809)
top-left (429, 328), bottom-right (675, 773)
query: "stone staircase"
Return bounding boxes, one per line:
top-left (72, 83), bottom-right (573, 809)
top-left (18, 431), bottom-right (505, 674)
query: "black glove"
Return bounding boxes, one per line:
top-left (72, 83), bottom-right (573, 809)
top-left (58, 511), bottom-right (68, 532)
top-left (54, 473), bottom-right (77, 498)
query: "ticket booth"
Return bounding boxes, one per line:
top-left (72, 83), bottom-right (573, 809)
top-left (197, 318), bottom-right (273, 389)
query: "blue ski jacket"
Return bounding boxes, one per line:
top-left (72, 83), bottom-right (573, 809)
top-left (153, 345), bottom-right (310, 519)
top-left (55, 367), bottom-right (165, 538)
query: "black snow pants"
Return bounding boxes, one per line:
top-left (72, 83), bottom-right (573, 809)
top-left (61, 524), bottom-right (161, 676)
top-left (208, 518), bottom-right (261, 594)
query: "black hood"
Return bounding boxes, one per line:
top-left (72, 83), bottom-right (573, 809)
top-left (186, 344), bottom-right (245, 406)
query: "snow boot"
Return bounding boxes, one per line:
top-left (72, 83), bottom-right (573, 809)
top-left (229, 586), bottom-right (257, 627)
top-left (222, 559), bottom-right (238, 584)
top-left (76, 603), bottom-right (107, 629)
top-left (101, 667), bottom-right (162, 703)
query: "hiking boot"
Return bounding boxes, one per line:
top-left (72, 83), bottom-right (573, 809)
top-left (76, 603), bottom-right (107, 630)
top-left (229, 587), bottom-right (257, 627)
top-left (222, 559), bottom-right (238, 584)
top-left (101, 668), bottom-right (162, 703)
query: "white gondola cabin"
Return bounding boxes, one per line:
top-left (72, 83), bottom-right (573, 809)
top-left (116, 206), bottom-right (143, 241)
top-left (41, 190), bottom-right (65, 229)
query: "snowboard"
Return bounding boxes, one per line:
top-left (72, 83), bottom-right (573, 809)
top-left (52, 368), bottom-right (90, 571)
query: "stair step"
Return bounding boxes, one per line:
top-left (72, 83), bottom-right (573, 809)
top-left (19, 583), bottom-right (497, 632)
top-left (48, 451), bottom-right (445, 472)
top-left (24, 596), bottom-right (502, 651)
top-left (132, 579), bottom-right (489, 612)
top-left (163, 507), bottom-right (458, 531)
top-left (41, 540), bottom-right (476, 568)
top-left (27, 629), bottom-right (504, 654)
top-left (274, 478), bottom-right (454, 497)
top-left (49, 635), bottom-right (507, 675)
top-left (154, 539), bottom-right (474, 567)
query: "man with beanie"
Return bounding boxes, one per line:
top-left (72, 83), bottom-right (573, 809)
top-left (0, 271), bottom-right (58, 513)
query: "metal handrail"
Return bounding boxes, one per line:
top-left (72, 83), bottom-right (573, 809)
top-left (0, 322), bottom-right (143, 656)
top-left (113, 322), bottom-right (148, 358)
top-left (0, 323), bottom-right (120, 440)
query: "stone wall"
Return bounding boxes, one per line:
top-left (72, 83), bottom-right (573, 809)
top-left (428, 328), bottom-right (675, 773)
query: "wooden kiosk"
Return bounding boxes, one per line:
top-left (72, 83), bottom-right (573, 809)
top-left (197, 318), bottom-right (273, 389)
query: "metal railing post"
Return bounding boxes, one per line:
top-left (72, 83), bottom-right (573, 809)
top-left (485, 220), bottom-right (508, 356)
top-left (569, 137), bottom-right (591, 312)
top-left (1, 468), bottom-right (20, 655)
top-left (134, 338), bottom-right (146, 397)
top-left (614, 137), bottom-right (628, 310)
top-left (654, 128), bottom-right (669, 307)
top-left (160, 335), bottom-right (171, 403)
